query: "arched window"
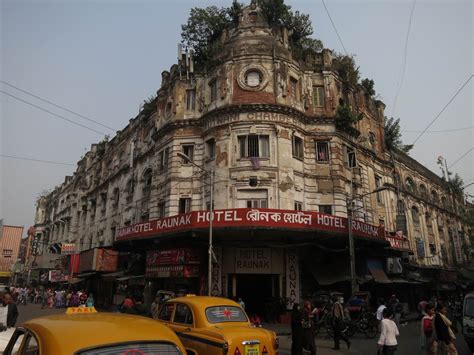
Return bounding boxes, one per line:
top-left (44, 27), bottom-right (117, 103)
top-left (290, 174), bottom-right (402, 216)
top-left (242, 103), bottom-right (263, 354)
top-left (431, 190), bottom-right (438, 203)
top-left (405, 177), bottom-right (416, 192)
top-left (419, 184), bottom-right (427, 197)
top-left (112, 187), bottom-right (120, 209)
top-left (143, 169), bottom-right (153, 187)
top-left (411, 206), bottom-right (420, 226)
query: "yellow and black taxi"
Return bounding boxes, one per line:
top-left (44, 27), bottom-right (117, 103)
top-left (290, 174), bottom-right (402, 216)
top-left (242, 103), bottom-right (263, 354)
top-left (2, 307), bottom-right (187, 354)
top-left (157, 296), bottom-right (279, 355)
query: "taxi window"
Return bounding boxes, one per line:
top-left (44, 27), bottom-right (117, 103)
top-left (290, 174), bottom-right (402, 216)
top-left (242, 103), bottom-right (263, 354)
top-left (77, 342), bottom-right (182, 355)
top-left (173, 304), bottom-right (193, 325)
top-left (22, 334), bottom-right (39, 355)
top-left (205, 306), bottom-right (248, 323)
top-left (158, 303), bottom-right (175, 321)
top-left (6, 329), bottom-right (25, 355)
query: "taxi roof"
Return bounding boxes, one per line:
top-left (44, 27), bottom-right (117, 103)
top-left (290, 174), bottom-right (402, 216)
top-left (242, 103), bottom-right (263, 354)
top-left (22, 312), bottom-right (183, 354)
top-left (170, 296), bottom-right (241, 308)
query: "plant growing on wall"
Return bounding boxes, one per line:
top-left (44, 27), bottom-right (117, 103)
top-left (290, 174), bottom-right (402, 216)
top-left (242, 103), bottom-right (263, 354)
top-left (334, 105), bottom-right (363, 135)
top-left (332, 54), bottom-right (360, 91)
top-left (384, 117), bottom-right (413, 153)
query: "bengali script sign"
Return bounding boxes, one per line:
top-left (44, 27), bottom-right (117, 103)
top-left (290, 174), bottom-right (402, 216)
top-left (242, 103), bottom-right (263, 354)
top-left (116, 208), bottom-right (408, 249)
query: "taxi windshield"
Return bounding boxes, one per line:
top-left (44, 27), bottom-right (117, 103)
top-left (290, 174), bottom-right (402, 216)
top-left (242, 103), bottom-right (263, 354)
top-left (205, 306), bottom-right (248, 323)
top-left (77, 342), bottom-right (182, 355)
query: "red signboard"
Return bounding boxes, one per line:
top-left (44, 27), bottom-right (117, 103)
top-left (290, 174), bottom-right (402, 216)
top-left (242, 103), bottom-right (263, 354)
top-left (146, 264), bottom-right (200, 278)
top-left (117, 208), bottom-right (410, 251)
top-left (146, 249), bottom-right (201, 267)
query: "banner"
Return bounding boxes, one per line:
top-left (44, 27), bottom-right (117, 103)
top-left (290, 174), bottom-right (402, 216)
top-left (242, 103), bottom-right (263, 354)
top-left (117, 208), bottom-right (404, 248)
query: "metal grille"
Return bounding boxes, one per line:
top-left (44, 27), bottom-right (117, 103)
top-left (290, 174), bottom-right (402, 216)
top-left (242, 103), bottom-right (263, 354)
top-left (248, 135), bottom-right (259, 157)
top-left (316, 141), bottom-right (329, 162)
top-left (78, 342), bottom-right (182, 355)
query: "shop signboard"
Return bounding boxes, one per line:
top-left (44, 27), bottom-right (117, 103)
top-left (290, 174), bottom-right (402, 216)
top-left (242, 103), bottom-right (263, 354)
top-left (31, 234), bottom-right (42, 256)
top-left (235, 248), bottom-right (271, 274)
top-left (146, 249), bottom-right (201, 267)
top-left (78, 248), bottom-right (118, 272)
top-left (385, 231), bottom-right (410, 251)
top-left (146, 265), bottom-right (199, 278)
top-left (117, 209), bottom-right (406, 249)
top-left (61, 243), bottom-right (76, 255)
top-left (286, 249), bottom-right (299, 310)
top-left (48, 270), bottom-right (68, 283)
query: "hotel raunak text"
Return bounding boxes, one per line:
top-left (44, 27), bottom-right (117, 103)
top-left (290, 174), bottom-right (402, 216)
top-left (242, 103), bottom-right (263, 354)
top-left (116, 208), bottom-right (411, 251)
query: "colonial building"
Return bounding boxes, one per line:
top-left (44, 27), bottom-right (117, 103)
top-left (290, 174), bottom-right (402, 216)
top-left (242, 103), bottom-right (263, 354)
top-left (30, 1), bottom-right (471, 311)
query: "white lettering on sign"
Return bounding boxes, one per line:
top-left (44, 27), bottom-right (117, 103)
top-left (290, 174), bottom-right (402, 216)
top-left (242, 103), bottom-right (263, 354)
top-left (211, 247), bottom-right (222, 297)
top-left (286, 249), bottom-right (300, 310)
top-left (235, 248), bottom-right (271, 274)
top-left (317, 214), bottom-right (346, 228)
top-left (204, 112), bottom-right (305, 130)
top-left (197, 211), bottom-right (243, 223)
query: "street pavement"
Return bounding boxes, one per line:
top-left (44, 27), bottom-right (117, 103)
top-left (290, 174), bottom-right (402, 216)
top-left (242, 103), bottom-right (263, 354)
top-left (13, 303), bottom-right (473, 355)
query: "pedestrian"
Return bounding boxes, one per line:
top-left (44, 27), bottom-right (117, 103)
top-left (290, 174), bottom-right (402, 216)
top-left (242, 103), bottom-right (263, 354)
top-left (418, 298), bottom-right (428, 319)
top-left (3, 293), bottom-right (19, 328)
top-left (302, 300), bottom-right (317, 355)
top-left (421, 304), bottom-right (436, 355)
top-left (434, 303), bottom-right (458, 355)
top-left (40, 288), bottom-right (48, 309)
top-left (71, 291), bottom-right (80, 307)
top-left (377, 298), bottom-right (387, 322)
top-left (377, 308), bottom-right (399, 355)
top-left (151, 294), bottom-right (161, 319)
top-left (121, 294), bottom-right (135, 313)
top-left (332, 296), bottom-right (350, 350)
top-left (86, 293), bottom-right (95, 307)
top-left (124, 295), bottom-right (148, 316)
top-left (47, 289), bottom-right (54, 309)
top-left (291, 303), bottom-right (304, 355)
top-left (388, 294), bottom-right (402, 328)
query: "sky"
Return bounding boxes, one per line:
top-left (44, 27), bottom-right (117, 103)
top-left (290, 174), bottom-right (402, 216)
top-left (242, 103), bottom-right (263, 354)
top-left (1, 0), bottom-right (473, 236)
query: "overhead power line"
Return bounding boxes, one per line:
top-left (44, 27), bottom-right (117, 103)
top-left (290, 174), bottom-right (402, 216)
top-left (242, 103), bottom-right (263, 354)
top-left (411, 75), bottom-right (473, 145)
top-left (0, 90), bottom-right (108, 136)
top-left (402, 126), bottom-right (473, 133)
top-left (0, 81), bottom-right (117, 132)
top-left (391, 0), bottom-right (417, 117)
top-left (448, 147), bottom-right (473, 169)
top-left (0, 154), bottom-right (75, 167)
top-left (320, 0), bottom-right (348, 55)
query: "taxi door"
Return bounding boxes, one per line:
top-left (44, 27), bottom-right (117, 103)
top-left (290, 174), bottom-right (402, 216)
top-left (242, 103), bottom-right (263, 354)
top-left (171, 303), bottom-right (211, 355)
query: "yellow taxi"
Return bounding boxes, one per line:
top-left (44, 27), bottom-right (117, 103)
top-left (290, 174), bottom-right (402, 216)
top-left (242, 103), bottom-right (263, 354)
top-left (157, 296), bottom-right (279, 355)
top-left (2, 307), bottom-right (187, 354)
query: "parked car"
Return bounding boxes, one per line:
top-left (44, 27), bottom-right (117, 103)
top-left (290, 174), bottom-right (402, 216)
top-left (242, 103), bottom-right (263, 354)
top-left (157, 295), bottom-right (279, 355)
top-left (2, 307), bottom-right (186, 354)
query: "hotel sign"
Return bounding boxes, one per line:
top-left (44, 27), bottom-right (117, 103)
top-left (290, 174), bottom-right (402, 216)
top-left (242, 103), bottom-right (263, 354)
top-left (204, 112), bottom-right (305, 130)
top-left (116, 208), bottom-right (409, 251)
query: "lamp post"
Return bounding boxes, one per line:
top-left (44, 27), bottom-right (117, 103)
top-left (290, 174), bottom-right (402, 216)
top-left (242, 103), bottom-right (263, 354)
top-left (177, 152), bottom-right (214, 296)
top-left (347, 184), bottom-right (394, 296)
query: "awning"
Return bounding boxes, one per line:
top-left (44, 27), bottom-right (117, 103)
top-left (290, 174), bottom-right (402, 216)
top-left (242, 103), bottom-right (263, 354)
top-left (101, 271), bottom-right (125, 280)
top-left (67, 278), bottom-right (83, 285)
top-left (308, 260), bottom-right (352, 285)
top-left (77, 272), bottom-right (97, 278)
top-left (116, 275), bottom-right (144, 282)
top-left (369, 268), bottom-right (390, 283)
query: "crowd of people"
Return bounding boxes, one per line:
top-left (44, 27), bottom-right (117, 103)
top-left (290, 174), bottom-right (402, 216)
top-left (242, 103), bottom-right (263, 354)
top-left (5, 286), bottom-right (95, 309)
top-left (288, 293), bottom-right (464, 355)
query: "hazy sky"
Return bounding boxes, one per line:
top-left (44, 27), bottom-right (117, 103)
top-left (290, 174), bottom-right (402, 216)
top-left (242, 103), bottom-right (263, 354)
top-left (1, 0), bottom-right (473, 236)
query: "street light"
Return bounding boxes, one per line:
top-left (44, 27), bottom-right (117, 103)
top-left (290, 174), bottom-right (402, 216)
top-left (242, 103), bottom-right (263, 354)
top-left (347, 184), bottom-right (394, 296)
top-left (177, 152), bottom-right (215, 296)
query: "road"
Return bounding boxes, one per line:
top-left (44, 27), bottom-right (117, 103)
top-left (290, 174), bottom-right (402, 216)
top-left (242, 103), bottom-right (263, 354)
top-left (14, 303), bottom-right (473, 355)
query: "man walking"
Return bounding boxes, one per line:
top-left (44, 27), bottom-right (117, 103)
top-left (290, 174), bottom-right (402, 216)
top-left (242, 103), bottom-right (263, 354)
top-left (332, 296), bottom-right (350, 350)
top-left (388, 294), bottom-right (402, 328)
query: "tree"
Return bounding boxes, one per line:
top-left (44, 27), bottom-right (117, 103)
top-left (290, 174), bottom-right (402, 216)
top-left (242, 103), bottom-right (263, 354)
top-left (257, 0), bottom-right (289, 27)
top-left (228, 1), bottom-right (244, 25)
top-left (285, 10), bottom-right (313, 43)
top-left (361, 78), bottom-right (375, 97)
top-left (335, 105), bottom-right (363, 134)
top-left (181, 6), bottom-right (232, 63)
top-left (384, 117), bottom-right (413, 153)
top-left (448, 173), bottom-right (464, 196)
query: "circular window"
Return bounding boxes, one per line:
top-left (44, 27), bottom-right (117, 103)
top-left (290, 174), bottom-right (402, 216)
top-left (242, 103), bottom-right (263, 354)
top-left (245, 71), bottom-right (261, 87)
top-left (238, 65), bottom-right (268, 92)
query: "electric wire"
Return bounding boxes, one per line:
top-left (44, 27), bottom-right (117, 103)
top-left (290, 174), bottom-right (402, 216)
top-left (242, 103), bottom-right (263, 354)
top-left (0, 90), bottom-right (108, 136)
top-left (391, 0), bottom-right (417, 117)
top-left (0, 154), bottom-right (75, 167)
top-left (320, 0), bottom-right (348, 55)
top-left (402, 126), bottom-right (472, 133)
top-left (0, 80), bottom-right (118, 132)
top-left (448, 147), bottom-right (473, 169)
top-left (411, 75), bottom-right (473, 145)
